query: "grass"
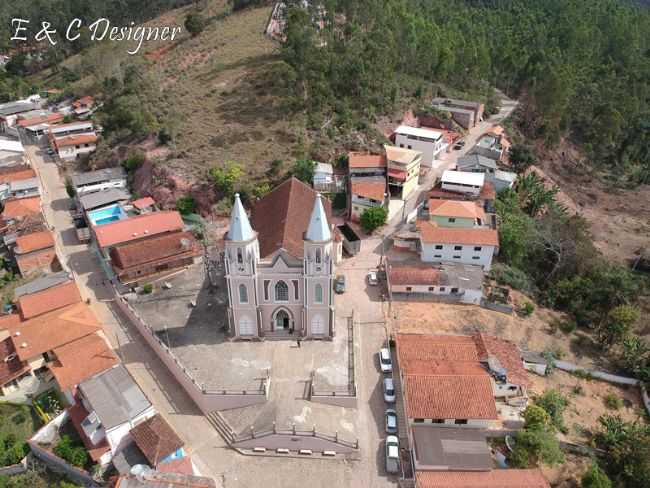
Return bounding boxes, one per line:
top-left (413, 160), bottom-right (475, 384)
top-left (604, 393), bottom-right (624, 410)
top-left (0, 402), bottom-right (42, 443)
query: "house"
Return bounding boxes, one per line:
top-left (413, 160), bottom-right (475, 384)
top-left (131, 197), bottom-right (156, 213)
top-left (348, 152), bottom-right (386, 179)
top-left (12, 229), bottom-right (59, 276)
top-left (411, 426), bottom-right (492, 472)
top-left (72, 96), bottom-right (95, 118)
top-left (0, 177), bottom-right (40, 201)
top-left (440, 171), bottom-right (485, 197)
top-left (0, 101), bottom-right (40, 132)
top-left (130, 414), bottom-right (185, 468)
top-left (114, 470), bottom-right (217, 488)
top-left (93, 211), bottom-right (185, 259)
top-left (418, 220), bottom-right (498, 270)
top-left (52, 132), bottom-right (98, 160)
top-left (0, 164), bottom-right (36, 184)
top-left (430, 98), bottom-right (484, 129)
top-left (47, 121), bottom-right (94, 139)
top-left (0, 138), bottom-right (25, 164)
top-left (13, 271), bottom-right (71, 299)
top-left (387, 262), bottom-right (484, 305)
top-left (109, 231), bottom-right (201, 284)
top-left (1, 196), bottom-right (41, 223)
top-left (69, 364), bottom-right (155, 466)
top-left (470, 133), bottom-right (507, 163)
top-left (385, 145), bottom-right (422, 200)
top-left (313, 162), bottom-right (344, 192)
top-left (1, 303), bottom-right (102, 396)
top-left (16, 112), bottom-right (64, 141)
top-left (394, 125), bottom-right (445, 168)
top-left (416, 469), bottom-right (550, 488)
top-left (71, 167), bottom-right (127, 196)
top-left (78, 188), bottom-right (131, 214)
top-left (456, 154), bottom-right (498, 175)
top-left (225, 177), bottom-right (337, 339)
top-left (429, 180), bottom-right (497, 216)
top-left (428, 200), bottom-right (487, 228)
top-left (16, 279), bottom-right (82, 320)
top-left (350, 179), bottom-right (387, 222)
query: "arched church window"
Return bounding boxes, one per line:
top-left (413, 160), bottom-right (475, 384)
top-left (239, 284), bottom-right (248, 304)
top-left (314, 284), bottom-right (323, 304)
top-left (275, 281), bottom-right (289, 302)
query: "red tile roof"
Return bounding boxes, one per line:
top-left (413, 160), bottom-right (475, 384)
top-left (0, 314), bottom-right (21, 331)
top-left (130, 413), bottom-right (184, 466)
top-left (2, 197), bottom-right (41, 220)
top-left (54, 133), bottom-right (97, 148)
top-left (156, 456), bottom-right (194, 475)
top-left (17, 113), bottom-right (63, 128)
top-left (0, 337), bottom-right (30, 386)
top-left (14, 230), bottom-right (54, 254)
top-left (0, 165), bottom-right (36, 183)
top-left (110, 231), bottom-right (200, 271)
top-left (418, 221), bottom-right (498, 246)
top-left (351, 181), bottom-right (386, 202)
top-left (428, 200), bottom-right (486, 221)
top-left (348, 152), bottom-right (386, 169)
top-left (416, 469), bottom-right (551, 488)
top-left (250, 177), bottom-right (332, 259)
top-left (73, 96), bottom-right (94, 108)
top-left (50, 333), bottom-right (118, 390)
top-left (17, 280), bottom-right (82, 320)
top-left (397, 334), bottom-right (480, 363)
top-left (131, 197), bottom-right (155, 210)
top-left (94, 211), bottom-right (184, 249)
top-left (15, 247), bottom-right (58, 276)
top-left (474, 333), bottom-right (530, 388)
top-left (389, 265), bottom-right (441, 286)
top-left (8, 303), bottom-right (101, 361)
top-left (67, 401), bottom-right (110, 462)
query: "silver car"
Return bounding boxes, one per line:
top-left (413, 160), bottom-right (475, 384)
top-left (385, 409), bottom-right (398, 434)
top-left (383, 378), bottom-right (395, 403)
top-left (379, 348), bottom-right (392, 373)
top-left (385, 435), bottom-right (400, 474)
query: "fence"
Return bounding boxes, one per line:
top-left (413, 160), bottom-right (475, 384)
top-left (113, 294), bottom-right (269, 413)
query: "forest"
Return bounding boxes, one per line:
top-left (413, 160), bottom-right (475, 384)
top-left (281, 0), bottom-right (650, 183)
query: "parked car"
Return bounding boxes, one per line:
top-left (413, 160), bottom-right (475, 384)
top-left (383, 377), bottom-right (396, 403)
top-left (46, 147), bottom-right (55, 155)
top-left (367, 271), bottom-right (378, 285)
top-left (385, 409), bottom-right (398, 434)
top-left (453, 140), bottom-right (466, 150)
top-left (379, 347), bottom-right (393, 373)
top-left (334, 275), bottom-right (346, 294)
top-left (385, 435), bottom-right (400, 474)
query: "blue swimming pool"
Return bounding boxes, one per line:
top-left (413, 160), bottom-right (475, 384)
top-left (88, 204), bottom-right (127, 226)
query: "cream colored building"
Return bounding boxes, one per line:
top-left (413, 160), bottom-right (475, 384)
top-left (385, 145), bottom-right (421, 201)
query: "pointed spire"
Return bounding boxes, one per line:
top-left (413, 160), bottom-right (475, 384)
top-left (305, 193), bottom-right (331, 242)
top-left (227, 193), bottom-right (255, 242)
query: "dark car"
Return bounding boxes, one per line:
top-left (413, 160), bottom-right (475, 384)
top-left (453, 140), bottom-right (466, 150)
top-left (334, 275), bottom-right (346, 294)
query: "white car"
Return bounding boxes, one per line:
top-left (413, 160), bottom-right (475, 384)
top-left (379, 348), bottom-right (392, 373)
top-left (385, 435), bottom-right (400, 474)
top-left (367, 271), bottom-right (378, 285)
top-left (383, 378), bottom-right (396, 403)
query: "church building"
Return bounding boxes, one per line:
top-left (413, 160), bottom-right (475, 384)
top-left (224, 177), bottom-right (338, 339)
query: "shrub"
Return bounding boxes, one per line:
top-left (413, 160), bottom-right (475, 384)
top-left (184, 12), bottom-right (205, 37)
top-left (123, 152), bottom-right (145, 173)
top-left (0, 433), bottom-right (29, 466)
top-left (510, 425), bottom-right (564, 468)
top-left (558, 319), bottom-right (577, 334)
top-left (360, 206), bottom-right (387, 233)
top-left (518, 301), bottom-right (535, 317)
top-left (290, 159), bottom-right (316, 184)
top-left (210, 162), bottom-right (243, 198)
top-left (53, 435), bottom-right (88, 468)
top-left (489, 264), bottom-right (537, 296)
top-left (176, 196), bottom-right (197, 215)
top-left (535, 389), bottom-right (568, 432)
top-left (64, 176), bottom-right (75, 198)
top-left (581, 462), bottom-right (612, 488)
top-left (572, 385), bottom-right (584, 396)
top-left (142, 283), bottom-right (153, 294)
top-left (604, 393), bottom-right (623, 410)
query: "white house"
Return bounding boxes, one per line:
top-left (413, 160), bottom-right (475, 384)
top-left (53, 132), bottom-right (97, 160)
top-left (350, 179), bottom-right (386, 222)
top-left (71, 167), bottom-right (127, 195)
top-left (72, 364), bottom-right (156, 465)
top-left (418, 220), bottom-right (498, 270)
top-left (394, 125), bottom-right (445, 168)
top-left (440, 170), bottom-right (485, 196)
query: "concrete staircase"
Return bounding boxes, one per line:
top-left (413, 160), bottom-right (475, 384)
top-left (206, 410), bottom-right (236, 445)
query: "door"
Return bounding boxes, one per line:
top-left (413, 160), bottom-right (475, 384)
top-left (275, 310), bottom-right (290, 330)
top-left (238, 316), bottom-right (256, 336)
top-left (311, 314), bottom-right (326, 336)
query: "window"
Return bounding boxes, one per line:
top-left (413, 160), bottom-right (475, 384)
top-left (315, 284), bottom-right (323, 304)
top-left (292, 280), bottom-right (299, 300)
top-left (406, 287), bottom-right (412, 292)
top-left (472, 256), bottom-right (480, 260)
top-left (428, 287), bottom-right (435, 292)
top-left (432, 419), bottom-right (444, 424)
top-left (263, 280), bottom-right (270, 301)
top-left (448, 218), bottom-right (456, 223)
top-left (237, 248), bottom-right (243, 264)
top-left (454, 245), bottom-right (463, 251)
top-left (454, 419), bottom-right (468, 425)
top-left (315, 248), bottom-right (322, 264)
top-left (439, 287), bottom-right (446, 292)
top-left (399, 144), bottom-right (404, 148)
top-left (453, 255), bottom-right (461, 259)
top-left (434, 245), bottom-right (443, 250)
top-left (413, 419), bottom-right (424, 423)
top-left (473, 246), bottom-right (482, 251)
top-left (407, 145), bottom-right (412, 150)
top-left (434, 254), bottom-right (442, 258)
top-left (275, 281), bottom-right (289, 301)
top-left (239, 284), bottom-right (248, 304)
top-left (451, 288), bottom-right (459, 294)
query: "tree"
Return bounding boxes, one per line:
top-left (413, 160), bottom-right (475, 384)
top-left (360, 207), bottom-right (387, 233)
top-left (522, 405), bottom-right (551, 430)
top-left (619, 335), bottom-right (650, 379)
top-left (581, 462), bottom-right (612, 488)
top-left (511, 426), bottom-right (564, 468)
top-left (534, 390), bottom-right (568, 432)
top-left (185, 12), bottom-right (205, 37)
top-left (290, 159), bottom-right (316, 184)
top-left (176, 196), bottom-right (197, 215)
top-left (210, 162), bottom-right (243, 199)
top-left (509, 144), bottom-right (536, 173)
top-left (0, 471), bottom-right (47, 488)
top-left (597, 305), bottom-right (640, 347)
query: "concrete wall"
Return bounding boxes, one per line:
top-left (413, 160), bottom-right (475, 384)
top-left (421, 243), bottom-right (495, 270)
top-left (409, 418), bottom-right (491, 428)
top-left (391, 285), bottom-right (481, 305)
top-left (76, 179), bottom-right (126, 195)
top-left (233, 432), bottom-right (357, 454)
top-left (395, 133), bottom-right (443, 167)
top-left (441, 181), bottom-right (481, 196)
top-left (114, 296), bottom-right (268, 413)
top-left (430, 215), bottom-right (476, 228)
top-left (310, 394), bottom-right (357, 408)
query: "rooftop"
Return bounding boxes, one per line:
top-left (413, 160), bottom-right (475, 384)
top-left (0, 139), bottom-right (24, 153)
top-left (50, 333), bottom-right (118, 390)
top-left (456, 154), bottom-right (498, 171)
top-left (250, 177), bottom-right (333, 259)
top-left (94, 211), bottom-right (184, 249)
top-left (131, 196), bottom-right (156, 210)
top-left (418, 221), bottom-right (499, 246)
top-left (79, 188), bottom-right (131, 211)
top-left (416, 468), bottom-right (550, 488)
top-left (54, 133), bottom-right (97, 148)
top-left (49, 121), bottom-right (94, 134)
top-left (385, 145), bottom-right (422, 165)
top-left (17, 112), bottom-right (63, 128)
top-left (0, 101), bottom-right (39, 116)
top-left (428, 200), bottom-right (486, 221)
top-left (431, 98), bottom-right (482, 111)
top-left (110, 231), bottom-right (200, 272)
top-left (351, 180), bottom-right (386, 202)
top-left (441, 171), bottom-right (485, 188)
top-left (412, 425), bottom-right (492, 470)
top-left (429, 181), bottom-right (496, 202)
top-left (17, 280), bottom-right (81, 320)
top-left (130, 413), bottom-right (184, 466)
top-left (79, 364), bottom-right (152, 430)
top-left (14, 271), bottom-right (70, 298)
top-left (116, 472), bottom-right (217, 488)
top-left (0, 337), bottom-right (30, 386)
top-left (395, 125), bottom-right (443, 141)
top-left (2, 196), bottom-right (41, 220)
top-left (67, 401), bottom-right (110, 462)
top-left (474, 333), bottom-right (530, 388)
top-left (8, 302), bottom-right (101, 361)
top-left (8, 177), bottom-right (39, 192)
top-left (0, 165), bottom-right (35, 183)
top-left (348, 152), bottom-right (386, 169)
top-left (388, 263), bottom-right (484, 291)
top-left (14, 230), bottom-right (54, 255)
top-left (71, 167), bottom-right (126, 187)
